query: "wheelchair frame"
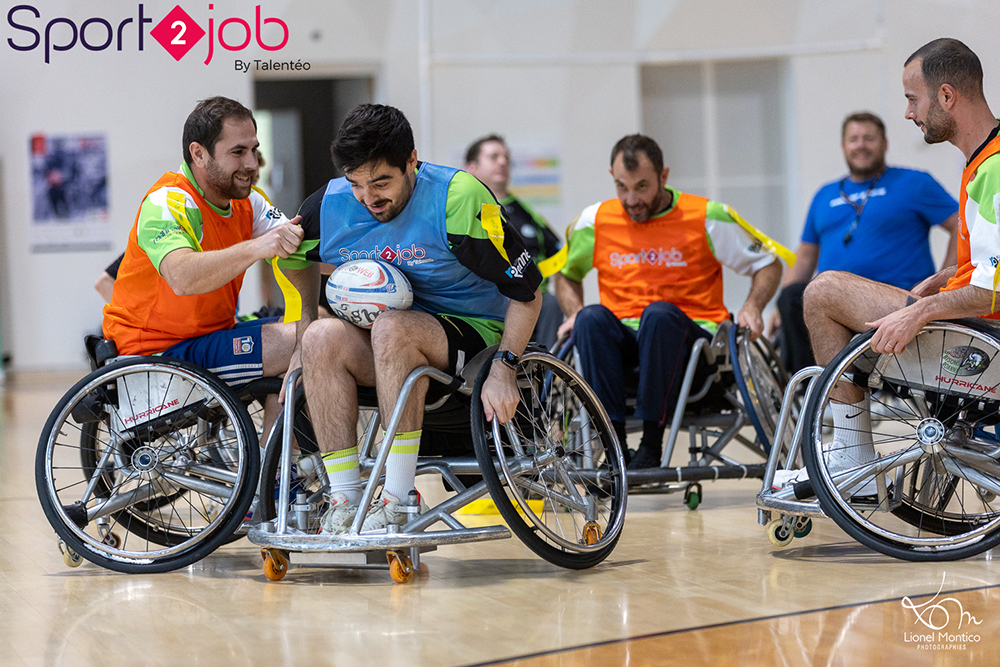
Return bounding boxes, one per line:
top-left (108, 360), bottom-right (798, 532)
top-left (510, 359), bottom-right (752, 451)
top-left (757, 319), bottom-right (1000, 561)
top-left (565, 320), bottom-right (785, 507)
top-left (248, 346), bottom-right (628, 582)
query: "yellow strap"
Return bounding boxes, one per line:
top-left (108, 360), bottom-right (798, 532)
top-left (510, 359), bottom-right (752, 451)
top-left (251, 185), bottom-right (273, 205)
top-left (537, 221), bottom-right (577, 278)
top-left (254, 185), bottom-right (302, 322)
top-left (993, 264), bottom-right (999, 313)
top-left (724, 205), bottom-right (796, 267)
top-left (272, 260), bottom-right (302, 323)
top-left (480, 204), bottom-right (511, 264)
top-left (165, 192), bottom-right (203, 252)
top-left (537, 244), bottom-right (568, 278)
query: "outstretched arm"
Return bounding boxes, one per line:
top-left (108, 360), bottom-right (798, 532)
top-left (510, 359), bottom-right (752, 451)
top-left (480, 287), bottom-right (543, 423)
top-left (160, 217), bottom-right (303, 295)
top-left (554, 273), bottom-right (585, 339)
top-left (866, 283), bottom-right (992, 353)
top-left (911, 213), bottom-right (961, 296)
top-left (737, 260), bottom-right (781, 340)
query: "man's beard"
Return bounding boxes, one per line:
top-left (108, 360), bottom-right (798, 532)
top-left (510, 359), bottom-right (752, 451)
top-left (848, 155), bottom-right (886, 180)
top-left (625, 189), bottom-right (669, 223)
top-left (922, 98), bottom-right (958, 145)
top-left (366, 174), bottom-right (413, 222)
top-left (205, 157), bottom-right (254, 201)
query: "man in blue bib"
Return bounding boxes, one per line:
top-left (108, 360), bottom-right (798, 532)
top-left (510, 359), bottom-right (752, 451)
top-left (286, 104), bottom-right (542, 533)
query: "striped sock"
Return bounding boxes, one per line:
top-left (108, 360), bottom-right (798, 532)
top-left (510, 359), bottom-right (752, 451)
top-left (322, 446), bottom-right (362, 504)
top-left (383, 430), bottom-right (421, 502)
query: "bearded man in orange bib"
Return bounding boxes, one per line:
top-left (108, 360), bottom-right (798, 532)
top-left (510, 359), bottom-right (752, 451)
top-left (103, 96), bottom-right (317, 436)
top-left (554, 135), bottom-right (782, 469)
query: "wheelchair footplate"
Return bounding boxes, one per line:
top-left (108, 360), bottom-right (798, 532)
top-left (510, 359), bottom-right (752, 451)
top-left (247, 469), bottom-right (513, 583)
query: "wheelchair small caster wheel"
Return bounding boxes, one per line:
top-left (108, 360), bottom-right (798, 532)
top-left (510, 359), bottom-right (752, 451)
top-left (582, 522), bottom-right (603, 545)
top-left (766, 519), bottom-right (794, 547)
top-left (58, 540), bottom-right (83, 568)
top-left (388, 551), bottom-right (414, 584)
top-left (793, 517), bottom-right (812, 539)
top-left (262, 549), bottom-right (288, 581)
top-left (684, 483), bottom-right (702, 511)
top-left (102, 532), bottom-right (121, 549)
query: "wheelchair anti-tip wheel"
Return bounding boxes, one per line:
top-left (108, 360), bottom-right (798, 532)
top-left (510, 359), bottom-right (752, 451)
top-left (803, 322), bottom-right (1000, 561)
top-left (36, 357), bottom-right (260, 573)
top-left (471, 351), bottom-right (628, 569)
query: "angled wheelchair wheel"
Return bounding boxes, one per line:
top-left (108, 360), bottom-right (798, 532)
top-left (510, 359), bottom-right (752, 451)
top-left (729, 325), bottom-right (790, 457)
top-left (471, 352), bottom-right (628, 569)
top-left (803, 322), bottom-right (1000, 561)
top-left (36, 357), bottom-right (259, 573)
top-left (77, 375), bottom-right (280, 546)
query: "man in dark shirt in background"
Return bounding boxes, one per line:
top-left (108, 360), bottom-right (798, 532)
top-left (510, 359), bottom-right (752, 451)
top-left (466, 134), bottom-right (563, 349)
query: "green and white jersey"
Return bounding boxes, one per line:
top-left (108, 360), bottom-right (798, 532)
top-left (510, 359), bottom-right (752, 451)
top-left (136, 162), bottom-right (290, 273)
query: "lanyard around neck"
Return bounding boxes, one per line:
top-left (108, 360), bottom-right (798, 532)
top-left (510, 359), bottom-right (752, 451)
top-left (838, 171), bottom-right (884, 244)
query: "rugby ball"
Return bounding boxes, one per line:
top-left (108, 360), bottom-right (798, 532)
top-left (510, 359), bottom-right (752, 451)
top-left (325, 259), bottom-right (413, 329)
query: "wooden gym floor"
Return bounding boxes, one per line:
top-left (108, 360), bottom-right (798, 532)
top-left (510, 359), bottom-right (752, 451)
top-left (2, 372), bottom-right (997, 666)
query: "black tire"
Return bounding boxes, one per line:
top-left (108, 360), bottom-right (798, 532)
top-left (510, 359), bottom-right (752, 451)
top-left (36, 357), bottom-right (259, 573)
top-left (803, 323), bottom-right (1000, 561)
top-left (730, 325), bottom-right (791, 457)
top-left (471, 351), bottom-right (627, 569)
top-left (257, 384), bottom-right (324, 525)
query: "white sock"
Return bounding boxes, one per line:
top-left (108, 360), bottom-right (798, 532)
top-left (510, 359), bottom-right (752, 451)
top-left (322, 447), bottom-right (362, 504)
top-left (383, 430), bottom-right (421, 502)
top-left (831, 397), bottom-right (876, 466)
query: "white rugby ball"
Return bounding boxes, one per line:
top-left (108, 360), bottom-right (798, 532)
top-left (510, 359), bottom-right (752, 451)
top-left (325, 259), bottom-right (413, 329)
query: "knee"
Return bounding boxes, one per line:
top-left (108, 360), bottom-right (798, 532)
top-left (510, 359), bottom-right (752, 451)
top-left (641, 301), bottom-right (684, 322)
top-left (369, 311), bottom-right (414, 359)
top-left (802, 271), bottom-right (844, 321)
top-left (302, 317), bottom-right (352, 365)
top-left (575, 304), bottom-right (616, 335)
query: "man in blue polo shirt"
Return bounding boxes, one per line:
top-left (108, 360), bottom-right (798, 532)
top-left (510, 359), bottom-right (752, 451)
top-left (770, 111), bottom-right (959, 373)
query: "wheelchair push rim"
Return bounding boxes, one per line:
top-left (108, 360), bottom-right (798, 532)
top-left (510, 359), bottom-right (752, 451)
top-left (36, 357), bottom-right (259, 571)
top-left (804, 323), bottom-right (1000, 559)
top-left (472, 351), bottom-right (627, 566)
top-left (729, 324), bottom-right (790, 456)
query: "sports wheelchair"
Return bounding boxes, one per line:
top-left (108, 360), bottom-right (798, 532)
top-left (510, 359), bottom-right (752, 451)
top-left (35, 334), bottom-right (627, 578)
top-left (758, 319), bottom-right (1000, 561)
top-left (247, 343), bottom-right (628, 582)
top-left (558, 320), bottom-right (789, 508)
top-left (35, 336), bottom-right (280, 573)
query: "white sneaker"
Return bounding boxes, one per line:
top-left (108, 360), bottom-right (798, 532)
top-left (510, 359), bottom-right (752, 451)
top-left (296, 452), bottom-right (325, 489)
top-left (772, 442), bottom-right (883, 496)
top-left (771, 468), bottom-right (809, 490)
top-left (361, 491), bottom-right (405, 532)
top-left (319, 493), bottom-right (358, 535)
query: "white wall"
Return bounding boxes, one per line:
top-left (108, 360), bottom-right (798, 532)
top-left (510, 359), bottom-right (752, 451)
top-left (2, 0), bottom-right (999, 371)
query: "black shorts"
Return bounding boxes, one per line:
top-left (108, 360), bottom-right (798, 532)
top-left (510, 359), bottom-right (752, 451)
top-left (432, 314), bottom-right (491, 376)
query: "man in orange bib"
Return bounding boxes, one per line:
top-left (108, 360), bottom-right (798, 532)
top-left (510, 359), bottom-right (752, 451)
top-left (103, 97), bottom-right (317, 432)
top-left (777, 39), bottom-right (1000, 490)
top-left (555, 135), bottom-right (782, 469)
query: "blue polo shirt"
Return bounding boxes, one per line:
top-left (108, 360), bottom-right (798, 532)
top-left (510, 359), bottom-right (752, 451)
top-left (803, 166), bottom-right (958, 289)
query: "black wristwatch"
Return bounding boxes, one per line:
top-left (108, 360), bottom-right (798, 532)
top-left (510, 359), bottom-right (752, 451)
top-left (493, 350), bottom-right (520, 370)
